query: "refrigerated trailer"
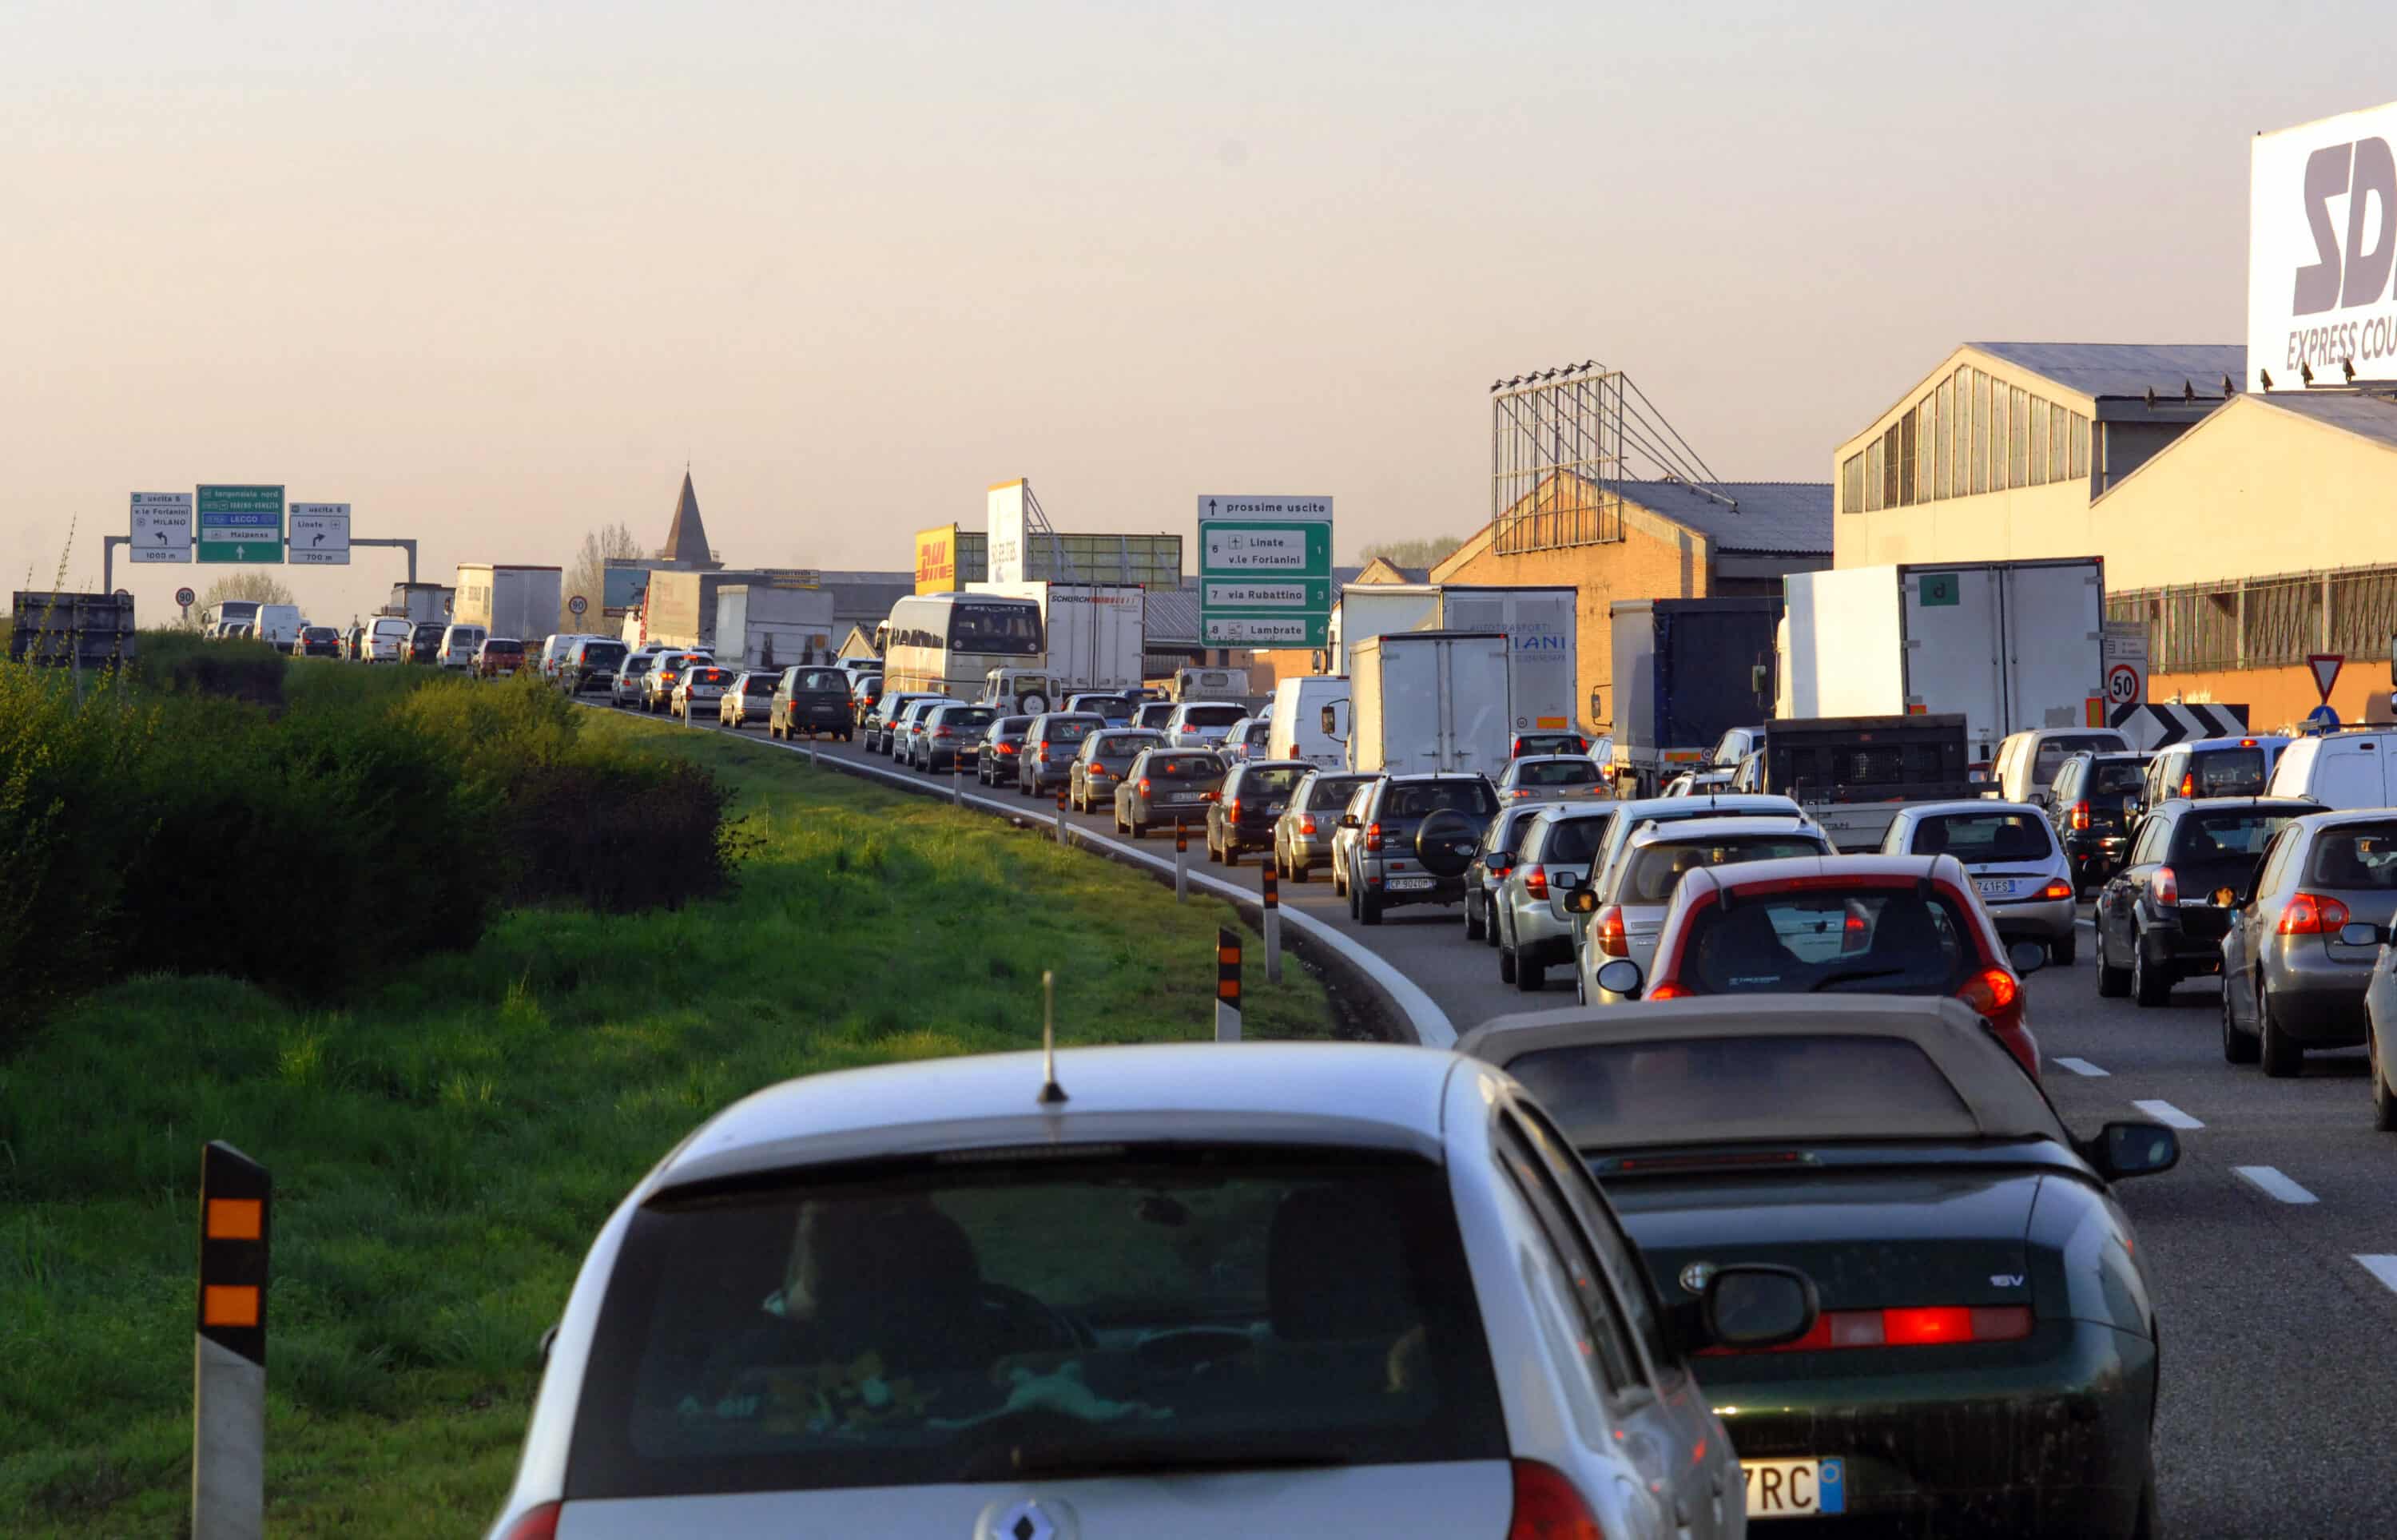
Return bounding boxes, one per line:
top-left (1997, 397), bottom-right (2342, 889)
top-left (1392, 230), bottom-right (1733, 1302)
top-left (1335, 583), bottom-right (1581, 736)
top-left (1779, 558), bottom-right (2105, 771)
top-left (1609, 597), bottom-right (1782, 797)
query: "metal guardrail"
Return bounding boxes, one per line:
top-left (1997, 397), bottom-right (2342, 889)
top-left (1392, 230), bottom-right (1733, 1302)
top-left (2109, 564), bottom-right (2397, 673)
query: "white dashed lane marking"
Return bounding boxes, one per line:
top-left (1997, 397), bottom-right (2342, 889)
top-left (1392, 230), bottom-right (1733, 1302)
top-left (2356, 1256), bottom-right (2397, 1296)
top-left (2233, 1165), bottom-right (2318, 1205)
top-left (2132, 1098), bottom-right (2204, 1129)
top-left (2055, 1057), bottom-right (2109, 1077)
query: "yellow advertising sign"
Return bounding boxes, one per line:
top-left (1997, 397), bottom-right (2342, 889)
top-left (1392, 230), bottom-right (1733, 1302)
top-left (915, 524), bottom-right (961, 593)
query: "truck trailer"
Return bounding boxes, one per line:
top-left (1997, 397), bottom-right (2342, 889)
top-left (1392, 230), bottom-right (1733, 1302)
top-left (453, 565), bottom-right (562, 646)
top-left (1334, 584), bottom-right (1581, 738)
top-left (1334, 631), bottom-right (1513, 776)
top-left (713, 584), bottom-right (838, 673)
top-left (1779, 558), bottom-right (2105, 772)
top-left (1608, 597), bottom-right (1783, 797)
top-left (967, 581), bottom-right (1145, 691)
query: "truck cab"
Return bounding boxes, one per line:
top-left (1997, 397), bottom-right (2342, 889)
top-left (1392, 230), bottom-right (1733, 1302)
top-left (1743, 712), bottom-right (1975, 851)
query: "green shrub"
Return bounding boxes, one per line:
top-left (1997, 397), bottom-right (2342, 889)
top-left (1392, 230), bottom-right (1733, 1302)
top-left (134, 629), bottom-right (287, 708)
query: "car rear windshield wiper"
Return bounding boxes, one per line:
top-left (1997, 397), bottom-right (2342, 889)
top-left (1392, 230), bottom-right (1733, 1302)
top-left (1003, 1442), bottom-right (1354, 1479)
top-left (1808, 966), bottom-right (1908, 991)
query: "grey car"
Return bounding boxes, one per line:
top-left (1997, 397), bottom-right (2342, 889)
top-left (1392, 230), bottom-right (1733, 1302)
top-left (1584, 794), bottom-right (1810, 910)
top-left (1463, 802), bottom-right (1552, 945)
top-left (1111, 747), bottom-right (1226, 837)
top-left (1274, 770), bottom-right (1377, 883)
top-left (1493, 805), bottom-right (1621, 992)
top-left (1495, 754), bottom-right (1608, 805)
top-left (2219, 810), bottom-right (2397, 1076)
top-left (1018, 712), bottom-right (1108, 796)
top-left (1881, 800), bottom-right (2079, 963)
top-left (1068, 728), bottom-right (1164, 812)
top-left (1337, 774), bottom-right (1501, 924)
top-left (892, 698), bottom-right (948, 767)
top-left (863, 692), bottom-right (944, 755)
top-left (610, 653), bottom-right (655, 708)
top-left (914, 702), bottom-right (997, 772)
top-left (1576, 816), bottom-right (1836, 1006)
top-left (1327, 780), bottom-right (1380, 895)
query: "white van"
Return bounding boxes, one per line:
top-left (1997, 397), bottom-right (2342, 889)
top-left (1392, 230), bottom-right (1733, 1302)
top-left (539, 633), bottom-right (598, 681)
top-left (360, 617), bottom-right (411, 662)
top-left (439, 623), bottom-right (487, 669)
top-left (252, 604), bottom-right (303, 648)
top-left (1991, 727), bottom-right (2131, 806)
top-left (1267, 676), bottom-right (1350, 768)
top-left (2265, 730), bottom-right (2397, 809)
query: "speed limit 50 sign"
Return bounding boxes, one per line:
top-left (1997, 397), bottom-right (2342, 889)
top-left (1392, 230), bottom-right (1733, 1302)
top-left (2106, 661), bottom-right (2143, 705)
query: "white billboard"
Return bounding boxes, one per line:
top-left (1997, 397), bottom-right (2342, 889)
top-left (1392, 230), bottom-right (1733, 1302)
top-left (2250, 99), bottom-right (2397, 391)
top-left (988, 479), bottom-right (1028, 583)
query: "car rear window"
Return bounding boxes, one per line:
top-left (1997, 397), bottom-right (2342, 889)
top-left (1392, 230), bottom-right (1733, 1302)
top-left (1618, 835), bottom-right (1827, 904)
top-left (1535, 814), bottom-right (1616, 867)
top-left (1092, 732), bottom-right (1158, 755)
top-left (1517, 760), bottom-right (1598, 786)
top-left (618, 653), bottom-right (650, 673)
top-left (2186, 748), bottom-right (2268, 796)
top-left (2171, 810), bottom-right (2297, 862)
top-left (1910, 812), bottom-right (2054, 863)
top-left (1382, 781), bottom-right (1498, 820)
top-left (694, 669), bottom-right (729, 685)
top-left (2304, 824), bottom-right (2397, 888)
top-left (1677, 889), bottom-right (1972, 996)
top-left (991, 716), bottom-right (1030, 736)
top-left (582, 642), bottom-right (628, 665)
top-left (2033, 733), bottom-right (2125, 783)
top-left (1133, 704), bottom-right (1177, 728)
top-left (302, 627), bottom-right (336, 641)
top-left (793, 669), bottom-right (849, 691)
top-left (1236, 765), bottom-right (1308, 796)
top-left (1041, 716), bottom-right (1103, 742)
top-left (745, 676), bottom-right (777, 694)
top-left (1504, 1036), bottom-right (1971, 1148)
top-left (564, 1149), bottom-right (1505, 1499)
top-left (2089, 759), bottom-right (2148, 796)
top-left (1302, 775), bottom-right (1374, 810)
top-left (1072, 694), bottom-right (1132, 716)
top-left (1147, 753), bottom-right (1224, 779)
top-left (1181, 705), bottom-right (1246, 728)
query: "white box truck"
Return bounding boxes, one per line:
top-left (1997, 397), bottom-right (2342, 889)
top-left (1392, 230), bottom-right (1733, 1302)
top-left (714, 585), bottom-right (837, 674)
top-left (1779, 558), bottom-right (2105, 772)
top-left (1337, 631), bottom-right (1513, 776)
top-left (453, 565), bottom-right (562, 647)
top-left (969, 581), bottom-right (1144, 691)
top-left (1335, 584), bottom-right (1580, 738)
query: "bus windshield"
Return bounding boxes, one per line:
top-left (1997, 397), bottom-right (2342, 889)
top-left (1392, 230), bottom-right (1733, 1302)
top-left (949, 602), bottom-right (1042, 655)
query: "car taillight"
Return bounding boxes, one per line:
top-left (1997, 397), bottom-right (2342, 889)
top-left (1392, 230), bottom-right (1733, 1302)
top-left (1510, 788), bottom-right (1530, 799)
top-left (1522, 863), bottom-right (1548, 899)
top-left (997, 743), bottom-right (1017, 755)
top-left (1593, 904), bottom-right (1627, 957)
top-left (2070, 800), bottom-right (2091, 831)
top-left (2279, 891), bottom-right (2351, 935)
top-left (496, 1503), bottom-right (561, 1540)
top-left (1088, 765), bottom-right (1111, 779)
top-left (1842, 910), bottom-right (1869, 953)
top-left (2149, 866), bottom-right (2178, 905)
top-left (1509, 737), bottom-right (1527, 757)
top-left (933, 727), bottom-right (952, 738)
top-left (1706, 1304), bottom-right (2032, 1355)
top-left (1958, 966), bottom-right (2019, 1018)
top-left (1226, 798), bottom-right (1241, 820)
top-left (1646, 982), bottom-right (1687, 1001)
top-left (1506, 1459), bottom-right (1604, 1540)
top-left (1137, 777), bottom-right (1151, 795)
top-left (1365, 821), bottom-right (1384, 852)
top-left (2179, 772), bottom-right (2195, 797)
top-left (2038, 879), bottom-right (2074, 901)
top-left (1299, 816), bottom-right (1317, 835)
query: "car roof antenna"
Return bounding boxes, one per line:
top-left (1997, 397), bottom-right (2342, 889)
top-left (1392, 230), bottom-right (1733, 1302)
top-left (1037, 970), bottom-right (1068, 1105)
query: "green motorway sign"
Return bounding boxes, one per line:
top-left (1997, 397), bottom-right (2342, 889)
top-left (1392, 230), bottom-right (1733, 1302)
top-left (196, 485), bottom-right (285, 564)
top-left (1196, 497), bottom-right (1334, 647)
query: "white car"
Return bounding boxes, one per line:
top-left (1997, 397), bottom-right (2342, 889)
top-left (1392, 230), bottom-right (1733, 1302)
top-left (1163, 701), bottom-right (1247, 749)
top-left (1878, 800), bottom-right (2081, 963)
top-left (487, 1042), bottom-right (1811, 1539)
top-left (439, 623), bottom-right (487, 669)
top-left (360, 617), bottom-right (411, 663)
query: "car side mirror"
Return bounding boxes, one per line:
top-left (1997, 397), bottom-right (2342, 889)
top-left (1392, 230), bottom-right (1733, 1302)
top-left (1339, 814), bottom-right (1360, 828)
top-left (2083, 1120), bottom-right (2180, 1181)
top-left (2005, 939), bottom-right (2047, 976)
top-left (1564, 887), bottom-right (1599, 915)
top-left (1698, 1264), bottom-right (1819, 1351)
top-left (2341, 921), bottom-right (2387, 947)
top-left (1595, 958), bottom-right (1644, 998)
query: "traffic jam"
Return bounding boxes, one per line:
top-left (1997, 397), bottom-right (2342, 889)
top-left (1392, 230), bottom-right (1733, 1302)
top-left (466, 559), bottom-right (2397, 1540)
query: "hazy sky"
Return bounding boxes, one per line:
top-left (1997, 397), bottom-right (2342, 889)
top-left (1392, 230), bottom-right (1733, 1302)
top-left (9, 1), bottom-right (2395, 620)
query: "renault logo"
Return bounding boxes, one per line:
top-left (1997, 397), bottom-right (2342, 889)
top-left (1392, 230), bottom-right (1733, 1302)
top-left (984, 1498), bottom-right (1070, 1540)
top-left (1679, 1260), bottom-right (1717, 1296)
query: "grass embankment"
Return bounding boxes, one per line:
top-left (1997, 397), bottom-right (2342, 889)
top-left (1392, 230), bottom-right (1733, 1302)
top-left (0, 701), bottom-right (1328, 1538)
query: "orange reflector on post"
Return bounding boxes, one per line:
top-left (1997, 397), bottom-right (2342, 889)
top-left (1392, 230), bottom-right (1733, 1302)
top-left (207, 1198), bottom-right (263, 1240)
top-left (1218, 947), bottom-right (1240, 964)
top-left (1218, 980), bottom-right (1239, 999)
top-left (203, 1284), bottom-right (260, 1328)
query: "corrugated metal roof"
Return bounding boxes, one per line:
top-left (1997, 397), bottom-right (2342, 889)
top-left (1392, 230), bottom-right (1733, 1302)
top-left (825, 580), bottom-right (912, 625)
top-left (1612, 479), bottom-right (1833, 556)
top-left (2252, 389), bottom-right (2397, 452)
top-left (1970, 343), bottom-right (2246, 401)
top-left (1145, 588), bottom-right (1200, 645)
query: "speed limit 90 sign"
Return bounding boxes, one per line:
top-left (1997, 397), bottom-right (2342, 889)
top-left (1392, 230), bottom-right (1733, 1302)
top-left (2106, 662), bottom-right (2141, 705)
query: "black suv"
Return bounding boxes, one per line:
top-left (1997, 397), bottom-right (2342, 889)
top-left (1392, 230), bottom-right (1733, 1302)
top-left (1338, 774), bottom-right (1501, 924)
top-left (2093, 796), bottom-right (2318, 1006)
top-left (771, 665), bottom-right (857, 741)
top-left (406, 621), bottom-right (445, 663)
top-left (1206, 760), bottom-right (1312, 867)
top-left (2049, 750), bottom-right (2153, 892)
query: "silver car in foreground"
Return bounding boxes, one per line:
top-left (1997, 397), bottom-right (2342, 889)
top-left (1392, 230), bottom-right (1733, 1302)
top-left (488, 1043), bottom-right (1811, 1539)
top-left (1879, 800), bottom-right (2078, 963)
top-left (2220, 809), bottom-right (2397, 1076)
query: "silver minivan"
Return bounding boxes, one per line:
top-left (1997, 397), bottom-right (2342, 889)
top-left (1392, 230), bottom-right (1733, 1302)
top-left (439, 623), bottom-right (487, 669)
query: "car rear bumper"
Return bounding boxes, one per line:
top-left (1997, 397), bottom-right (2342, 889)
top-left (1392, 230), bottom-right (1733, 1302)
top-left (2138, 911), bottom-right (2228, 974)
top-left (1361, 863), bottom-right (1465, 906)
top-left (2264, 958), bottom-right (2373, 1042)
top-left (1988, 895), bottom-right (2075, 941)
top-left (1703, 1318), bottom-right (2153, 1536)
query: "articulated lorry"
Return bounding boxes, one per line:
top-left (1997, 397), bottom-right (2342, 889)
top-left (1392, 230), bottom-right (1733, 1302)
top-left (1608, 597), bottom-right (1783, 797)
top-left (1779, 558), bottom-right (2105, 772)
top-left (1331, 631), bottom-right (1513, 776)
top-left (1731, 712), bottom-right (1976, 852)
top-left (453, 565), bottom-right (562, 646)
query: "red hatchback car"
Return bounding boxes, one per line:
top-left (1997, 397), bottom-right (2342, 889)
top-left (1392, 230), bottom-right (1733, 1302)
top-left (1592, 854), bottom-right (2045, 1080)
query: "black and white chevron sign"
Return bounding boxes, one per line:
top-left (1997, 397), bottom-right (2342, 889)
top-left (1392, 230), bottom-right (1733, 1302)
top-left (2108, 700), bottom-right (2250, 749)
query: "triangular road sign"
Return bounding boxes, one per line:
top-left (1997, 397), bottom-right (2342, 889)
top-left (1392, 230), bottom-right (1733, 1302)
top-left (2308, 653), bottom-right (2343, 702)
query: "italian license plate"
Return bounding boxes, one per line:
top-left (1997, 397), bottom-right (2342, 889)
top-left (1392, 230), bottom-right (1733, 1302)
top-left (1743, 1457), bottom-right (1846, 1518)
top-left (1167, 792), bottom-right (1198, 803)
top-left (1975, 878), bottom-right (2016, 898)
top-left (1387, 876), bottom-right (1434, 891)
